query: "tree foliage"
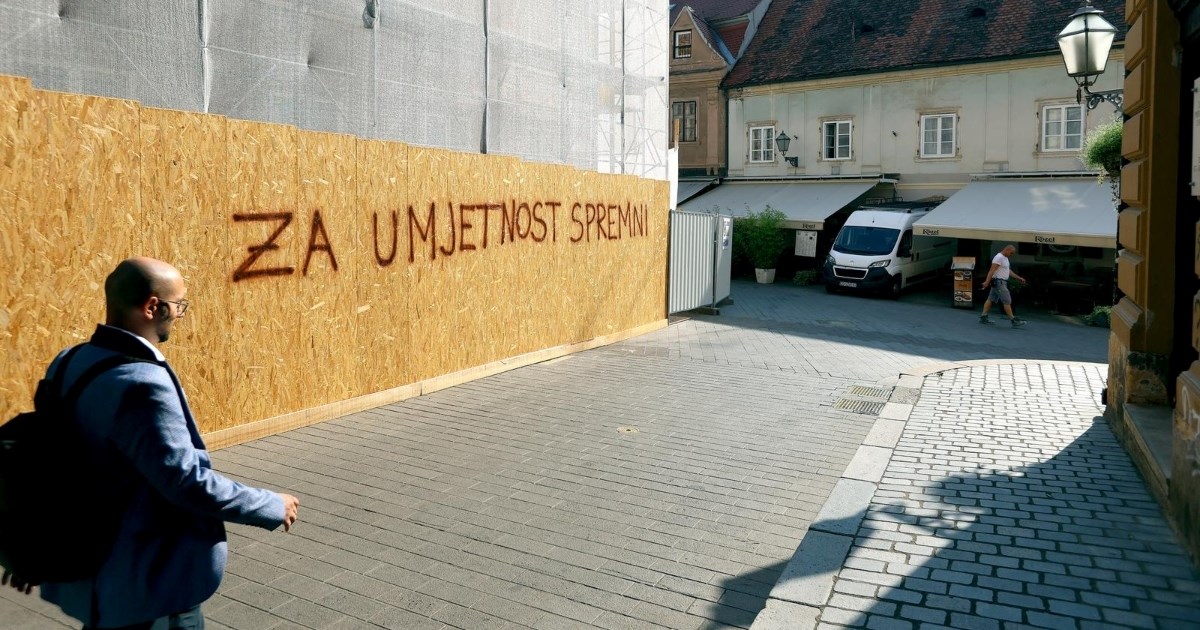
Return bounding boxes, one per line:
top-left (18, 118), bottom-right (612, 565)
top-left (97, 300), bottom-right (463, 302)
top-left (1081, 119), bottom-right (1122, 180)
top-left (732, 206), bottom-right (789, 270)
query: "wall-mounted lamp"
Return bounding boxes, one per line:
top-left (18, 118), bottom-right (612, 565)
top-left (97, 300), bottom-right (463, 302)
top-left (775, 131), bottom-right (799, 167)
top-left (1056, 4), bottom-right (1122, 112)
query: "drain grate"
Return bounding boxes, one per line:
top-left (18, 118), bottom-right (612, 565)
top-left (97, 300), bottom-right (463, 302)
top-left (847, 385), bottom-right (892, 400)
top-left (833, 399), bottom-right (887, 415)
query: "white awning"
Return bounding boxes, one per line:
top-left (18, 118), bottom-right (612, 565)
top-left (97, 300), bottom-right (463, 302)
top-left (677, 179), bottom-right (716, 205)
top-left (913, 179), bottom-right (1116, 248)
top-left (678, 181), bottom-right (877, 230)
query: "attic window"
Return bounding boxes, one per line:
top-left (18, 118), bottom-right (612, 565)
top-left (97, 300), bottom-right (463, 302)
top-left (860, 24), bottom-right (876, 34)
top-left (968, 7), bottom-right (987, 18)
top-left (673, 30), bottom-right (692, 59)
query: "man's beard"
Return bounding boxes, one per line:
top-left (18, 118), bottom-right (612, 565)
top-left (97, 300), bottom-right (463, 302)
top-left (157, 311), bottom-right (173, 342)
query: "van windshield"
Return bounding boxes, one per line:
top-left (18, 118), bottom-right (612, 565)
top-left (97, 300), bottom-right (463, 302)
top-left (833, 226), bottom-right (900, 256)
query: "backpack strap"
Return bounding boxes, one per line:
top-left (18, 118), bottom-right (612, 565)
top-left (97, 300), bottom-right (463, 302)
top-left (49, 344), bottom-right (87, 396)
top-left (61, 353), bottom-right (159, 408)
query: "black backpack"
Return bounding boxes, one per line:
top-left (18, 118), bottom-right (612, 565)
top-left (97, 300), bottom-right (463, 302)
top-left (0, 345), bottom-right (151, 584)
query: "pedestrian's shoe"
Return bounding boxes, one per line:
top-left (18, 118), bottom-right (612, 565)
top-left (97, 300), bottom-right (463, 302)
top-left (979, 315), bottom-right (993, 325)
top-left (1011, 318), bottom-right (1027, 328)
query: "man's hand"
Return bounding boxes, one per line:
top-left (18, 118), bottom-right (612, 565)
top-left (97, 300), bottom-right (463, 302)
top-left (281, 493), bottom-right (300, 532)
top-left (2, 570), bottom-right (35, 594)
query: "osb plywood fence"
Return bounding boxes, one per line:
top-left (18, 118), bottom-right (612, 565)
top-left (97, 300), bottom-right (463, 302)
top-left (0, 75), bottom-right (669, 445)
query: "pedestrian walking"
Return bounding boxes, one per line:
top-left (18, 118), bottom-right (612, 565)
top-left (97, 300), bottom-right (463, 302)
top-left (979, 244), bottom-right (1027, 327)
top-left (2, 257), bottom-right (300, 629)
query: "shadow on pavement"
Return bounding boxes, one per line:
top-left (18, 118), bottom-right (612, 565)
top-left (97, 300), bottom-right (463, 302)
top-left (764, 420), bottom-right (1200, 629)
top-left (700, 560), bottom-right (788, 630)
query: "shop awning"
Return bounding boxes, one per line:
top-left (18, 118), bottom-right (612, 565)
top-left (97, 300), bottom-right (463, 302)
top-left (913, 179), bottom-right (1116, 248)
top-left (678, 181), bottom-right (878, 230)
top-left (677, 179), bottom-right (716, 205)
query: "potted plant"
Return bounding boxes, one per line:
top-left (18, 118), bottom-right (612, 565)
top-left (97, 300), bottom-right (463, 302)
top-left (733, 206), bottom-right (789, 283)
top-left (792, 269), bottom-right (819, 286)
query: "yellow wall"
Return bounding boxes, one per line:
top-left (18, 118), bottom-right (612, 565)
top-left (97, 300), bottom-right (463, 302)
top-left (0, 75), bottom-right (668, 436)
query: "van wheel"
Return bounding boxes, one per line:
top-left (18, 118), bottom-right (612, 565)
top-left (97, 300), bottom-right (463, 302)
top-left (825, 282), bottom-right (839, 294)
top-left (887, 276), bottom-right (903, 299)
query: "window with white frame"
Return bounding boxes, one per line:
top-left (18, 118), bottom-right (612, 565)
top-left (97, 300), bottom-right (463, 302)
top-left (823, 120), bottom-right (852, 160)
top-left (749, 125), bottom-right (775, 163)
top-left (1041, 104), bottom-right (1083, 151)
top-left (672, 101), bottom-right (697, 143)
top-left (673, 31), bottom-right (692, 59)
top-left (920, 114), bottom-right (956, 158)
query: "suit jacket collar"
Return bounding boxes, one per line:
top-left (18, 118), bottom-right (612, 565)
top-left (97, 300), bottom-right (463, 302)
top-left (89, 325), bottom-right (166, 362)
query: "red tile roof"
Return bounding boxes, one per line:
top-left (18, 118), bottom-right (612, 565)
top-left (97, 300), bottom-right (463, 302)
top-left (672, 0), bottom-right (767, 22)
top-left (723, 0), bottom-right (1127, 89)
top-left (718, 23), bottom-right (751, 57)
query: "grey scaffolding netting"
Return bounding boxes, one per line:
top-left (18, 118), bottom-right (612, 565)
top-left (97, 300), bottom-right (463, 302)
top-left (0, 0), bottom-right (668, 179)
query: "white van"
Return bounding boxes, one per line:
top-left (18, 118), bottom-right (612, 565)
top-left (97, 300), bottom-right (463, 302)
top-left (822, 205), bottom-right (955, 297)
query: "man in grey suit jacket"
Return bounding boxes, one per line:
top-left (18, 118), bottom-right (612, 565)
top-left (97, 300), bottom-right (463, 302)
top-left (4, 257), bottom-right (300, 629)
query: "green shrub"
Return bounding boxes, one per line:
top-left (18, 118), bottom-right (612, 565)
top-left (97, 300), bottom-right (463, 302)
top-left (793, 270), bottom-right (819, 286)
top-left (732, 206), bottom-right (789, 270)
top-left (1082, 305), bottom-right (1112, 327)
top-left (1081, 119), bottom-right (1122, 180)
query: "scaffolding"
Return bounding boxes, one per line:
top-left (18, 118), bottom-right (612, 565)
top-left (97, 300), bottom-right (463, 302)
top-left (0, 0), bottom-right (668, 179)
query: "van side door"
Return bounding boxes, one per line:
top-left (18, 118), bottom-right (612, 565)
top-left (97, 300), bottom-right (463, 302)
top-left (897, 229), bottom-right (914, 265)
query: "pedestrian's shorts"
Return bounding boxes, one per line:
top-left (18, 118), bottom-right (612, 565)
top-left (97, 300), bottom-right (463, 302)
top-left (988, 279), bottom-right (1012, 305)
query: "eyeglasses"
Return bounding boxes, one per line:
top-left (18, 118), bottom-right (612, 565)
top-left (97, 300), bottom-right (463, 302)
top-left (160, 298), bottom-right (190, 315)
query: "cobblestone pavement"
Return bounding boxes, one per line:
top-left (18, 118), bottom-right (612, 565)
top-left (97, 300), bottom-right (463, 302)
top-left (756, 362), bottom-right (1200, 630)
top-left (1, 281), bottom-right (1131, 629)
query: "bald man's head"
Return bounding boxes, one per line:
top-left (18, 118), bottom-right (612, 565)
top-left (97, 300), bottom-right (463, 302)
top-left (105, 258), bottom-right (180, 312)
top-left (104, 257), bottom-right (188, 344)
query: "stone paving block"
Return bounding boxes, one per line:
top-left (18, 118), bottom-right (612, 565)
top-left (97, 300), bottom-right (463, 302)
top-left (879, 403), bottom-right (914, 421)
top-left (315, 589), bottom-right (389, 622)
top-left (750, 600), bottom-right (820, 630)
top-left (949, 612), bottom-right (1001, 630)
top-left (771, 531), bottom-right (857, 606)
top-left (902, 577), bottom-right (949, 595)
top-left (948, 584), bottom-right (994, 603)
top-left (1027, 610), bottom-right (1083, 629)
top-left (900, 604), bottom-right (948, 624)
top-left (271, 598), bottom-right (348, 629)
top-left (843, 446), bottom-right (894, 483)
top-left (865, 614), bottom-right (913, 630)
top-left (207, 599), bottom-right (285, 630)
top-left (924, 594), bottom-right (972, 613)
top-left (1099, 608), bottom-right (1158, 629)
top-left (929, 569), bottom-right (974, 585)
top-left (223, 581), bottom-right (294, 612)
top-left (863, 419), bottom-right (907, 448)
top-left (821, 606), bottom-right (869, 626)
top-left (813, 478), bottom-right (878, 536)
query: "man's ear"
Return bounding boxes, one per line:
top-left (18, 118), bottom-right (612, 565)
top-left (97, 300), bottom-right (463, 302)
top-left (141, 297), bottom-right (161, 320)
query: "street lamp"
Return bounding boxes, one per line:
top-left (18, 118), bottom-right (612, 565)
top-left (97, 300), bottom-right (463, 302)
top-left (1056, 4), bottom-right (1122, 111)
top-left (775, 131), bottom-right (799, 167)
top-left (1058, 4), bottom-right (1123, 311)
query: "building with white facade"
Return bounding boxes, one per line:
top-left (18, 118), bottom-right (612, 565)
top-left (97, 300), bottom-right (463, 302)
top-left (683, 0), bottom-right (1125, 296)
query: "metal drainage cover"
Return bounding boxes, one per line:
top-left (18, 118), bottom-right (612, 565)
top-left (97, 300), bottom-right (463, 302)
top-left (617, 426), bottom-right (640, 434)
top-left (847, 385), bottom-right (892, 400)
top-left (833, 399), bottom-right (886, 415)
